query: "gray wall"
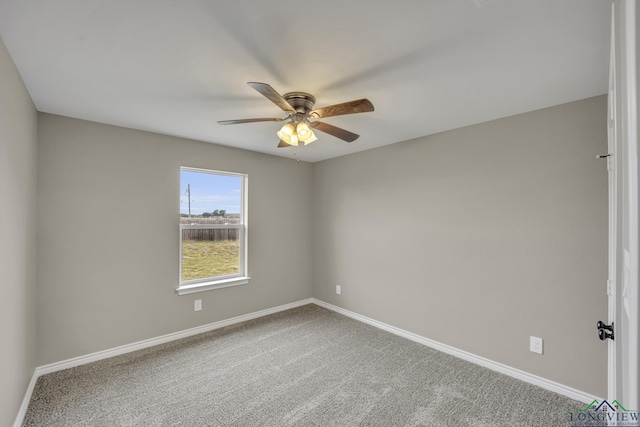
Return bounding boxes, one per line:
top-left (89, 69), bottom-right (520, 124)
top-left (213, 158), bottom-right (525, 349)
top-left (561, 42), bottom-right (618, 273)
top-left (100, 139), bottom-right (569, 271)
top-left (36, 114), bottom-right (314, 365)
top-left (0, 37), bottom-right (38, 425)
top-left (312, 96), bottom-right (609, 397)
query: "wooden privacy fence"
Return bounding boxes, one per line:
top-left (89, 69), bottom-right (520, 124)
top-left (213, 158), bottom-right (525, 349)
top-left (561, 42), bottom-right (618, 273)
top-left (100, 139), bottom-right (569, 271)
top-left (181, 228), bottom-right (239, 241)
top-left (180, 218), bottom-right (240, 242)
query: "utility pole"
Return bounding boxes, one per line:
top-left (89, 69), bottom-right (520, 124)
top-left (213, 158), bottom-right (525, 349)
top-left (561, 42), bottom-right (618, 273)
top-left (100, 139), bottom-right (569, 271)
top-left (187, 184), bottom-right (191, 218)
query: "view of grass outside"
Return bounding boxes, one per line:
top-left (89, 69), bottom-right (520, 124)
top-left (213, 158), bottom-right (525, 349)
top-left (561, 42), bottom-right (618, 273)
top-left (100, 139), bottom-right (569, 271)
top-left (181, 240), bottom-right (240, 281)
top-left (180, 168), bottom-right (244, 283)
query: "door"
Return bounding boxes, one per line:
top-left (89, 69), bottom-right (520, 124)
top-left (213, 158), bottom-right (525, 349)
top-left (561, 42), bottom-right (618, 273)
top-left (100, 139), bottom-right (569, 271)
top-left (610, 0), bottom-right (639, 411)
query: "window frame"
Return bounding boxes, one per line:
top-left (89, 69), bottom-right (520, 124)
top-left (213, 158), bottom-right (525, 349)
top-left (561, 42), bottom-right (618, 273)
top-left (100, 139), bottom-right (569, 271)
top-left (177, 167), bottom-right (249, 295)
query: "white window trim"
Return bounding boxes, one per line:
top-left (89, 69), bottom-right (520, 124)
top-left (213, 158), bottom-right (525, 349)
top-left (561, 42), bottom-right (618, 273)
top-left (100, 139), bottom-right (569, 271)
top-left (176, 276), bottom-right (251, 295)
top-left (176, 167), bottom-right (249, 295)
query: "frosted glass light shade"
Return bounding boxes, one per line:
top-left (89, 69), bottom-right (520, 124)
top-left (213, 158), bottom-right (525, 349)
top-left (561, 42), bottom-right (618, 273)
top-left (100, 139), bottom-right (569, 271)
top-left (277, 123), bottom-right (298, 146)
top-left (296, 122), bottom-right (317, 145)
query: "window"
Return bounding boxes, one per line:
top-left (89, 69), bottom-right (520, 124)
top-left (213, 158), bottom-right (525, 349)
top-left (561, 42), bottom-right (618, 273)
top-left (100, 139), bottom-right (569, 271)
top-left (177, 167), bottom-right (249, 295)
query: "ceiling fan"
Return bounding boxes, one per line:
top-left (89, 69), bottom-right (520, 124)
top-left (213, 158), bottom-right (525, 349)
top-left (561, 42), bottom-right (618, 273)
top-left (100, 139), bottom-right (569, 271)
top-left (218, 82), bottom-right (374, 148)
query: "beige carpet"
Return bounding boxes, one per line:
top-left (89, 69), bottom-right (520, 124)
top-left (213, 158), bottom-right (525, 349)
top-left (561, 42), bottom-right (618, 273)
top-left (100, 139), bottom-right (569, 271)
top-left (23, 304), bottom-right (589, 426)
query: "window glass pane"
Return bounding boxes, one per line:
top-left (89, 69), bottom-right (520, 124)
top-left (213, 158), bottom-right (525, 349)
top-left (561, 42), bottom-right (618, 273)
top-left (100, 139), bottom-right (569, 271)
top-left (180, 170), bottom-right (242, 220)
top-left (180, 169), bottom-right (243, 282)
top-left (181, 230), bottom-right (240, 281)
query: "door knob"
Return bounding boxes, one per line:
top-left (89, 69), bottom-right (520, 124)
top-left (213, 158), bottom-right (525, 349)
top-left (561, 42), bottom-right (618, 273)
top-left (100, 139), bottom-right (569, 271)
top-left (599, 329), bottom-right (614, 341)
top-left (597, 321), bottom-right (614, 341)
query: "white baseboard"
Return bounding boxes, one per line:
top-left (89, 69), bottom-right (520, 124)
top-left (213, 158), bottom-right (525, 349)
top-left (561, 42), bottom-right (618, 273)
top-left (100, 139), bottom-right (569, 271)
top-left (311, 298), bottom-right (602, 405)
top-left (13, 370), bottom-right (39, 427)
top-left (14, 298), bottom-right (313, 427)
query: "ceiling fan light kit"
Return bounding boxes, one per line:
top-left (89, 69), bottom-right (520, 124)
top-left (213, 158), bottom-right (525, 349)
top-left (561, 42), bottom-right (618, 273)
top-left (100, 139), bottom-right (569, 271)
top-left (276, 117), bottom-right (317, 147)
top-left (218, 82), bottom-right (374, 148)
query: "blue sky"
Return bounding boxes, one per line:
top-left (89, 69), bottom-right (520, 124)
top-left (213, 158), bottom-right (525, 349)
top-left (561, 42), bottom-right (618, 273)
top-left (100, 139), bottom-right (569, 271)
top-left (180, 169), bottom-right (242, 215)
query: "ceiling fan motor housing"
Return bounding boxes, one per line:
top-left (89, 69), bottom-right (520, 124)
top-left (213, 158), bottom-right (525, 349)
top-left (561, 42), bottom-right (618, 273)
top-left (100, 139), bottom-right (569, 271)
top-left (283, 92), bottom-right (316, 115)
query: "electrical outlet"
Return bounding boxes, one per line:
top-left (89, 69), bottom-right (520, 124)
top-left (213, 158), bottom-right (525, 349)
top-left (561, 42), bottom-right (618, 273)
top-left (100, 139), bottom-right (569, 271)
top-left (336, 285), bottom-right (341, 295)
top-left (530, 336), bottom-right (543, 354)
top-left (194, 299), bottom-right (202, 312)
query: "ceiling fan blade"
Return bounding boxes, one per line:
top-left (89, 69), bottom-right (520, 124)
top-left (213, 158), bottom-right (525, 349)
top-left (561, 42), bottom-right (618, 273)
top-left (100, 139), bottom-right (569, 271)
top-left (247, 82), bottom-right (296, 114)
top-left (311, 121), bottom-right (359, 142)
top-left (309, 98), bottom-right (374, 119)
top-left (217, 117), bottom-right (285, 125)
top-left (277, 140), bottom-right (292, 148)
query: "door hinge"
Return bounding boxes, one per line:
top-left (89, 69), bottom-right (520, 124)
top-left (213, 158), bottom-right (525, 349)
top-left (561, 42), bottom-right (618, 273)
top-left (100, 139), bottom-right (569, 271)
top-left (607, 279), bottom-right (613, 296)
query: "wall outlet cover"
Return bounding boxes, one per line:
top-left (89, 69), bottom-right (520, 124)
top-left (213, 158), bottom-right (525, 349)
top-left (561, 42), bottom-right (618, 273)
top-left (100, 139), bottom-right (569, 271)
top-left (530, 336), bottom-right (543, 354)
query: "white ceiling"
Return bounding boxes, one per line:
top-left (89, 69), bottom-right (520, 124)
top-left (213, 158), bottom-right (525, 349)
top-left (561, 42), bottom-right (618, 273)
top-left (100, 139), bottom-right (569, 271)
top-left (0, 0), bottom-right (612, 163)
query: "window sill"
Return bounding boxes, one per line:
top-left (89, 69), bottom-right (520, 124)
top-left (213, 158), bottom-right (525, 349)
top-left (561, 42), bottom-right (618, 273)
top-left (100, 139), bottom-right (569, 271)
top-left (176, 276), bottom-right (251, 295)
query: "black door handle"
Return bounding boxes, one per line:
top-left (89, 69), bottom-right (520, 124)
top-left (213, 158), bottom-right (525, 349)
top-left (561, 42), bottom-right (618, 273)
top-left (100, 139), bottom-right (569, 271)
top-left (597, 321), bottom-right (614, 341)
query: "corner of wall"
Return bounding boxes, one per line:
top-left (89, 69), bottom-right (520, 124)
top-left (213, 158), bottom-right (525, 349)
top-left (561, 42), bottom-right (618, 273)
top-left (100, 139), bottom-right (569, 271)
top-left (0, 35), bottom-right (39, 427)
